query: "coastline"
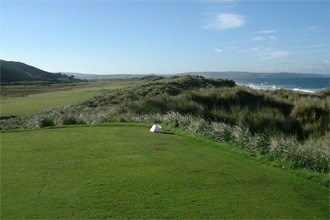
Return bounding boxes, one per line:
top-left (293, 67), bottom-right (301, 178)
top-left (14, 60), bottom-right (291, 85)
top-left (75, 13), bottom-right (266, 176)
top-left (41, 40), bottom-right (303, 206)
top-left (235, 77), bottom-right (330, 93)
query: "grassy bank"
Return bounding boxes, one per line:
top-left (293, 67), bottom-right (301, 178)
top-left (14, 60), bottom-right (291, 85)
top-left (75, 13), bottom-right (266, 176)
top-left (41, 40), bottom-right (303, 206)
top-left (1, 125), bottom-right (329, 219)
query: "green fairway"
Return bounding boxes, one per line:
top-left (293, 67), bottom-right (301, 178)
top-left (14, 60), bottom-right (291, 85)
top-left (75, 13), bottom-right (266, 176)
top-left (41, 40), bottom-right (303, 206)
top-left (0, 89), bottom-right (98, 116)
top-left (0, 80), bottom-right (132, 116)
top-left (1, 125), bottom-right (329, 219)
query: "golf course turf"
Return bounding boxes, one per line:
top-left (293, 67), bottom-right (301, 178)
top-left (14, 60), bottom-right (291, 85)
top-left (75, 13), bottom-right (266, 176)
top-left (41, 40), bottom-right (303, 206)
top-left (0, 80), bottom-right (133, 116)
top-left (1, 124), bottom-right (329, 218)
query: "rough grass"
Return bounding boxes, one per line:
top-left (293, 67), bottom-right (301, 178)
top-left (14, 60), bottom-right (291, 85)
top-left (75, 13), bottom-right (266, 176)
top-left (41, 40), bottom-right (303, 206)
top-left (1, 124), bottom-right (328, 219)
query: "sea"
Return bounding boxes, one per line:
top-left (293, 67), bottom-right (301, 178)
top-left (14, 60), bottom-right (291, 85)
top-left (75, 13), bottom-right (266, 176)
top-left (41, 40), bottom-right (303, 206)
top-left (234, 77), bottom-right (330, 93)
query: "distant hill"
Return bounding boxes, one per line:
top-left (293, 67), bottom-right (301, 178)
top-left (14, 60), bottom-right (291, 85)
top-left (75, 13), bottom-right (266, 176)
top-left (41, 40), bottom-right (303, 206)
top-left (2, 59), bottom-right (327, 82)
top-left (180, 71), bottom-right (329, 79)
top-left (0, 60), bottom-right (75, 83)
top-left (69, 72), bottom-right (153, 80)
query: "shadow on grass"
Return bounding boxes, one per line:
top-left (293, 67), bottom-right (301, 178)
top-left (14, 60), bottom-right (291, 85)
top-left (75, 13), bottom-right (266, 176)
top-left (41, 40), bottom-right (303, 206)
top-left (163, 131), bottom-right (175, 135)
top-left (151, 131), bottom-right (175, 135)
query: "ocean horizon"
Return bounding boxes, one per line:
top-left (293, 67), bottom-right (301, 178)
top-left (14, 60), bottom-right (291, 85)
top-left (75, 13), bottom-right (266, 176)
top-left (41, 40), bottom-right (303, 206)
top-left (234, 77), bottom-right (330, 93)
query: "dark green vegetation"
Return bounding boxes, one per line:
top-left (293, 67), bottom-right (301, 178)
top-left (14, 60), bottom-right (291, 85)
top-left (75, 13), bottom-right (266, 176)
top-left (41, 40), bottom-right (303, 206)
top-left (0, 59), bottom-right (76, 82)
top-left (1, 125), bottom-right (329, 219)
top-left (1, 75), bottom-right (329, 173)
top-left (72, 75), bottom-right (328, 138)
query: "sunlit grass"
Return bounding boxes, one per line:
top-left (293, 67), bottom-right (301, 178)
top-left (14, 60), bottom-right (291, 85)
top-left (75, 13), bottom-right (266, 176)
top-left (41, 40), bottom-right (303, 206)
top-left (1, 124), bottom-right (328, 219)
top-left (0, 80), bottom-right (133, 116)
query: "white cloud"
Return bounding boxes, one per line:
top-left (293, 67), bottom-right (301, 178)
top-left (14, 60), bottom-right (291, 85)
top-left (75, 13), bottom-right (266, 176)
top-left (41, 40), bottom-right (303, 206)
top-left (221, 2), bottom-right (239, 9)
top-left (268, 35), bottom-right (278, 42)
top-left (254, 30), bottom-right (278, 34)
top-left (252, 36), bottom-right (264, 41)
top-left (252, 35), bottom-right (277, 43)
top-left (224, 46), bottom-right (239, 50)
top-left (214, 48), bottom-right (223, 53)
top-left (298, 61), bottom-right (330, 73)
top-left (261, 50), bottom-right (291, 60)
top-left (250, 47), bottom-right (262, 51)
top-left (203, 13), bottom-right (246, 30)
top-left (308, 44), bottom-right (323, 48)
top-left (307, 26), bottom-right (324, 32)
top-left (249, 47), bottom-right (291, 60)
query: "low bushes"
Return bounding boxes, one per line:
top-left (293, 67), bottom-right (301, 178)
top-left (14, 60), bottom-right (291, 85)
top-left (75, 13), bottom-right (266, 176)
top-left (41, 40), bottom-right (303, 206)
top-left (62, 116), bottom-right (85, 125)
top-left (39, 118), bottom-right (55, 128)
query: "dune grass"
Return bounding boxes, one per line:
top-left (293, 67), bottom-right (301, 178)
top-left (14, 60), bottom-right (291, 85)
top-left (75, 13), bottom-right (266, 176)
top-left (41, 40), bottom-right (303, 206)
top-left (1, 124), bottom-right (328, 219)
top-left (0, 80), bottom-right (133, 116)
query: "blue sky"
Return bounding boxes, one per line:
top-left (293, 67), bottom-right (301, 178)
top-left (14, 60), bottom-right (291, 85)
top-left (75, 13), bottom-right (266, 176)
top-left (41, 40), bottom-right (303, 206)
top-left (1, 0), bottom-right (329, 75)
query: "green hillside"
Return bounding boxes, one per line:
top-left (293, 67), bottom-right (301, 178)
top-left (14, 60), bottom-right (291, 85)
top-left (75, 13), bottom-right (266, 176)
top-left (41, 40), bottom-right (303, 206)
top-left (0, 60), bottom-right (74, 82)
top-left (1, 125), bottom-right (328, 219)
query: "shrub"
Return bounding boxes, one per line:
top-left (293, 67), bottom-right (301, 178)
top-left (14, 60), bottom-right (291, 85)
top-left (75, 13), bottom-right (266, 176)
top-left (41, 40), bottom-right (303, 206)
top-left (62, 116), bottom-right (85, 125)
top-left (39, 118), bottom-right (55, 128)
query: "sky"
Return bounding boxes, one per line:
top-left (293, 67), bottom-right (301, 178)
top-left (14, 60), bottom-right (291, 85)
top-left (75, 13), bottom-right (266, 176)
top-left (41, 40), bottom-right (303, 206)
top-left (1, 0), bottom-right (329, 75)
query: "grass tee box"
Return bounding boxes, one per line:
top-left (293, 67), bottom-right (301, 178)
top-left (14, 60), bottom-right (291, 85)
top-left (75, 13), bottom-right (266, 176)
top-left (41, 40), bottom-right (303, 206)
top-left (1, 125), bottom-right (329, 219)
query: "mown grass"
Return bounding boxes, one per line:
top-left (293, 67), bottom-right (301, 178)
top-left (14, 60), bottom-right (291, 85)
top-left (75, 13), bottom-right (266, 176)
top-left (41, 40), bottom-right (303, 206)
top-left (0, 89), bottom-right (98, 116)
top-left (1, 124), bottom-right (329, 219)
top-left (0, 80), bottom-right (134, 116)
